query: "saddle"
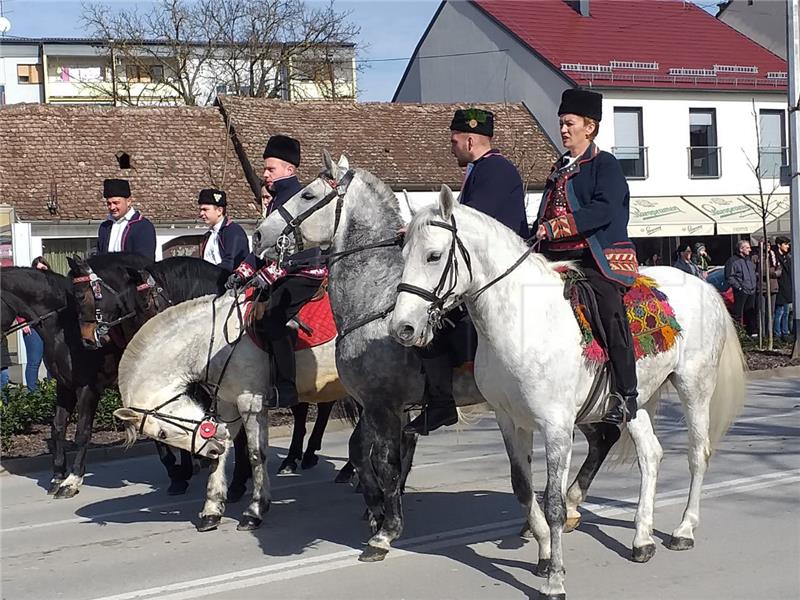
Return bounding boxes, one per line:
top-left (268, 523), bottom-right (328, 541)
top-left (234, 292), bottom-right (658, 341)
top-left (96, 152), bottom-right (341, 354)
top-left (241, 285), bottom-right (337, 352)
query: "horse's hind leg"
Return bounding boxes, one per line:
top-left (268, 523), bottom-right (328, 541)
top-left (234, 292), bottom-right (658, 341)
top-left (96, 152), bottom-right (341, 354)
top-left (197, 443), bottom-right (231, 532)
top-left (302, 400), bottom-right (335, 469)
top-left (279, 403), bottom-right (308, 474)
top-left (496, 410), bottom-right (550, 576)
top-left (48, 383), bottom-right (75, 495)
top-left (564, 423), bottom-right (621, 532)
top-left (667, 373), bottom-right (714, 551)
top-left (239, 406), bottom-right (271, 531)
top-left (55, 387), bottom-right (100, 499)
top-left (155, 443), bottom-right (192, 495)
top-left (626, 411), bottom-right (663, 563)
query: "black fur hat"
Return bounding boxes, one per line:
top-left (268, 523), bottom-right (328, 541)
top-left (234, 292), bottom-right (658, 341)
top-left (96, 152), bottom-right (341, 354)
top-left (197, 188), bottom-right (227, 207)
top-left (103, 178), bottom-right (131, 198)
top-left (558, 88), bottom-right (603, 121)
top-left (262, 135), bottom-right (301, 167)
top-left (450, 108), bottom-right (494, 137)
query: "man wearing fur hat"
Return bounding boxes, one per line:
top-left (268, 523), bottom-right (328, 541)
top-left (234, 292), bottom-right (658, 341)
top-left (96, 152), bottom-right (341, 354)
top-left (96, 178), bottom-right (156, 260)
top-left (197, 188), bottom-right (249, 271)
top-left (227, 135), bottom-right (326, 409)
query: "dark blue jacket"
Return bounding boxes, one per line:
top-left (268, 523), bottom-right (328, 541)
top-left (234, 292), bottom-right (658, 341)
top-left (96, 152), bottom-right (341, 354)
top-left (200, 217), bottom-right (250, 272)
top-left (461, 149), bottom-right (528, 238)
top-left (536, 144), bottom-right (638, 287)
top-left (97, 211), bottom-right (156, 260)
top-left (237, 175), bottom-right (305, 274)
top-left (725, 254), bottom-right (757, 295)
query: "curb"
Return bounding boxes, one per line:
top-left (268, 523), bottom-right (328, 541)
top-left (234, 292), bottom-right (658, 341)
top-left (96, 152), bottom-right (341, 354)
top-left (2, 366), bottom-right (798, 478)
top-left (0, 417), bottom-right (353, 478)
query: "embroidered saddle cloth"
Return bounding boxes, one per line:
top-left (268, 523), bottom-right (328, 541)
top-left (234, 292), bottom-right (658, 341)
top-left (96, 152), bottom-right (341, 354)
top-left (564, 274), bottom-right (682, 365)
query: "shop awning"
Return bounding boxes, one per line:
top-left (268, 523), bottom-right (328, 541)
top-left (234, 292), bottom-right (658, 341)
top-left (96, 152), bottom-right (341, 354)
top-left (628, 196), bottom-right (715, 237)
top-left (744, 193), bottom-right (791, 228)
top-left (682, 195), bottom-right (762, 235)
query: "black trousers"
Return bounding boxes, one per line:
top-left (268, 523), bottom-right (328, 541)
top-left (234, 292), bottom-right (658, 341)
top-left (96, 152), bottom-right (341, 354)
top-left (418, 305), bottom-right (477, 366)
top-left (260, 276), bottom-right (324, 341)
top-left (733, 290), bottom-right (757, 335)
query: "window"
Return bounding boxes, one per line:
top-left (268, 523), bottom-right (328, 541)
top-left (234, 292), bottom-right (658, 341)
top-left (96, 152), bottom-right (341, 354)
top-left (688, 108), bottom-right (720, 178)
top-left (125, 65), bottom-right (152, 83)
top-left (150, 65), bottom-right (164, 83)
top-left (17, 64), bottom-right (43, 84)
top-left (612, 107), bottom-right (647, 179)
top-left (759, 110), bottom-right (787, 178)
top-left (0, 84), bottom-right (5, 105)
top-left (41, 238), bottom-right (95, 275)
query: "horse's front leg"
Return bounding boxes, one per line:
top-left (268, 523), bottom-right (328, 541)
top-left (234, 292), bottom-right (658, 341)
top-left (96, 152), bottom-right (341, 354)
top-left (358, 405), bottom-right (404, 562)
top-left (302, 400), bottom-right (335, 470)
top-left (564, 423), bottom-right (621, 532)
top-left (495, 410), bottom-right (550, 575)
top-left (626, 412), bottom-right (663, 563)
top-left (541, 425), bottom-right (573, 600)
top-left (48, 383), bottom-right (75, 495)
top-left (238, 401), bottom-right (271, 531)
top-left (54, 386), bottom-right (100, 499)
top-left (278, 402), bottom-right (308, 474)
top-left (197, 442), bottom-right (231, 532)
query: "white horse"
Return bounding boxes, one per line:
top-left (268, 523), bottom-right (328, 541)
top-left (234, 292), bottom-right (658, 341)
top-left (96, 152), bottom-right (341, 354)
top-left (115, 292), bottom-right (343, 531)
top-left (389, 187), bottom-right (746, 599)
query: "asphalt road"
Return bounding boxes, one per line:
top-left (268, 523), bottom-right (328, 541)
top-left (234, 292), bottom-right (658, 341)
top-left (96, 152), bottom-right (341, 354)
top-left (2, 376), bottom-right (798, 600)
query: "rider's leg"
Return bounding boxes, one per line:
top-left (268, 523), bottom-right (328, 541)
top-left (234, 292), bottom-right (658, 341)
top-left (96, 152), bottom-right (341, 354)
top-left (582, 265), bottom-right (638, 425)
top-left (405, 329), bottom-right (458, 436)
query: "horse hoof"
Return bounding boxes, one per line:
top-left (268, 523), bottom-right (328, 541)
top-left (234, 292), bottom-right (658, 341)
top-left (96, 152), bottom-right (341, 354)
top-left (519, 524), bottom-right (535, 539)
top-left (544, 594), bottom-right (566, 600)
top-left (359, 546), bottom-right (389, 562)
top-left (534, 558), bottom-right (551, 578)
top-left (237, 516), bottom-right (262, 531)
top-left (196, 515), bottom-right (221, 532)
top-left (564, 515), bottom-right (581, 533)
top-left (226, 484), bottom-right (247, 503)
top-left (167, 480), bottom-right (189, 496)
top-left (301, 452), bottom-right (319, 470)
top-left (666, 536), bottom-right (694, 551)
top-left (47, 480), bottom-right (64, 495)
top-left (631, 544), bottom-right (656, 563)
top-left (54, 486), bottom-right (79, 499)
top-left (277, 458), bottom-right (298, 475)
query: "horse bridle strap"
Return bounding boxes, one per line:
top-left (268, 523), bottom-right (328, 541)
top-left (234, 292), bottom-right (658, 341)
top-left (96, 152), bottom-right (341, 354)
top-left (2, 303), bottom-right (68, 336)
top-left (126, 395), bottom-right (218, 456)
top-left (275, 169), bottom-right (355, 263)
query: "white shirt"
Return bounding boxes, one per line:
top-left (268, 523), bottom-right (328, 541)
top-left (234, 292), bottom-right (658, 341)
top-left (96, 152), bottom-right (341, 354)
top-left (108, 207), bottom-right (136, 253)
top-left (203, 219), bottom-right (224, 265)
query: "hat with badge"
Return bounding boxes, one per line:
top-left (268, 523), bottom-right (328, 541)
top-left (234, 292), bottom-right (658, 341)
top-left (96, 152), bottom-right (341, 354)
top-left (197, 188), bottom-right (227, 207)
top-left (263, 134), bottom-right (301, 167)
top-left (558, 88), bottom-right (603, 122)
top-left (103, 178), bottom-right (131, 199)
top-left (450, 108), bottom-right (494, 137)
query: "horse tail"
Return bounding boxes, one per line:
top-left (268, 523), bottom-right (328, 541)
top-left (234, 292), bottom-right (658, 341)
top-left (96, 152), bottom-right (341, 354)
top-left (707, 310), bottom-right (747, 452)
top-left (336, 396), bottom-right (361, 428)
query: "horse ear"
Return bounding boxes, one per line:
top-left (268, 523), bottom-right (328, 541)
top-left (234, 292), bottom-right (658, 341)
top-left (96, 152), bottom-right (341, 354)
top-left (113, 408), bottom-right (139, 423)
top-left (337, 154), bottom-right (349, 173)
top-left (439, 185), bottom-right (456, 220)
top-left (322, 149), bottom-right (337, 180)
top-left (124, 267), bottom-right (145, 284)
top-left (66, 256), bottom-right (78, 272)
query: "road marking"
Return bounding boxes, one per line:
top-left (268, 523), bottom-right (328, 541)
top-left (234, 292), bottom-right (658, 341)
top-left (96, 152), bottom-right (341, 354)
top-left (86, 469), bottom-right (800, 600)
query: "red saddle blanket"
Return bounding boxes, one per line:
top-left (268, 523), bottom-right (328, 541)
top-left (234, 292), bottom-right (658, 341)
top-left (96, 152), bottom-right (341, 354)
top-left (567, 275), bottom-right (682, 364)
top-left (242, 290), bottom-right (337, 352)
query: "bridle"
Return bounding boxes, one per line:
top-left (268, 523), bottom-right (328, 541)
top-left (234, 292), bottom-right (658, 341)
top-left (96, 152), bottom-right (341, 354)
top-left (2, 295), bottom-right (68, 336)
top-left (124, 394), bottom-right (223, 456)
top-left (396, 213), bottom-right (539, 331)
top-left (272, 169), bottom-right (355, 266)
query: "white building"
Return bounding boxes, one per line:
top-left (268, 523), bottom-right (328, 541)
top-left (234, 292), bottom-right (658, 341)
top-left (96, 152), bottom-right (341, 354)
top-left (0, 37), bottom-right (356, 106)
top-left (393, 0), bottom-right (790, 261)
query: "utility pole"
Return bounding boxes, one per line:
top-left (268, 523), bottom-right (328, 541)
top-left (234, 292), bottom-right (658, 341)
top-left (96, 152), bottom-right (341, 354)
top-left (788, 0), bottom-right (800, 358)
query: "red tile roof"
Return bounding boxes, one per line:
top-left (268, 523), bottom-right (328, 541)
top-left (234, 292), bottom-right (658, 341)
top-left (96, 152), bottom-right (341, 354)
top-left (473, 0), bottom-right (788, 91)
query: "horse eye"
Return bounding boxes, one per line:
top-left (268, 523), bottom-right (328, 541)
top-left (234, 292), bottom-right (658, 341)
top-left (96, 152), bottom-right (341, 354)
top-left (301, 192), bottom-right (315, 201)
top-left (158, 430), bottom-right (167, 440)
top-left (427, 252), bottom-right (442, 263)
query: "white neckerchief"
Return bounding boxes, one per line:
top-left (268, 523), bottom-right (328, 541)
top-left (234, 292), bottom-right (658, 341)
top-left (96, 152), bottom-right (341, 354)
top-left (203, 218), bottom-right (225, 265)
top-left (108, 207), bottom-right (136, 253)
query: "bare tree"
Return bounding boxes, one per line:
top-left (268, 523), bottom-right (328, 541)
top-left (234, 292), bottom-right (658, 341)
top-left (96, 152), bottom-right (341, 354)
top-left (81, 0), bottom-right (359, 106)
top-left (743, 99), bottom-right (783, 351)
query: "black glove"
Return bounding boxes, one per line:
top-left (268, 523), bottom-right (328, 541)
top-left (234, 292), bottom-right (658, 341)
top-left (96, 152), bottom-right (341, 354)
top-left (225, 272), bottom-right (245, 290)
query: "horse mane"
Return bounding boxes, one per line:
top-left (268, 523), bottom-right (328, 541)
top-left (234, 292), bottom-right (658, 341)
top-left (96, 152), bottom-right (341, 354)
top-left (87, 252), bottom-right (153, 272)
top-left (1, 266), bottom-right (72, 294)
top-left (149, 257), bottom-right (228, 302)
top-left (320, 165), bottom-right (402, 217)
top-left (407, 204), bottom-right (578, 278)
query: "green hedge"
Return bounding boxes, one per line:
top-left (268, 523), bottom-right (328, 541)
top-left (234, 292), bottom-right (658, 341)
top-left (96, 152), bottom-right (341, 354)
top-left (1, 379), bottom-right (123, 451)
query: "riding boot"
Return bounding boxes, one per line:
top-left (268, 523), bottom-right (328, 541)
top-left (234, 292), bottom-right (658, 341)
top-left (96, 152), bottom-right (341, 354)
top-left (405, 354), bottom-right (458, 436)
top-left (602, 390), bottom-right (639, 426)
top-left (267, 333), bottom-right (298, 409)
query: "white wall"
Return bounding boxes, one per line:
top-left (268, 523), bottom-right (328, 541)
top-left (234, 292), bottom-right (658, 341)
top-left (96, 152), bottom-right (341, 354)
top-left (0, 55), bottom-right (43, 104)
top-left (596, 89), bottom-right (789, 198)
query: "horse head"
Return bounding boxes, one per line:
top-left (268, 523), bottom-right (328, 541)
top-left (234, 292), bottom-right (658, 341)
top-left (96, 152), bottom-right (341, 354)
top-left (252, 150), bottom-right (352, 262)
top-left (390, 185), bottom-right (472, 347)
top-left (114, 391), bottom-right (229, 460)
top-left (67, 255), bottom-right (110, 349)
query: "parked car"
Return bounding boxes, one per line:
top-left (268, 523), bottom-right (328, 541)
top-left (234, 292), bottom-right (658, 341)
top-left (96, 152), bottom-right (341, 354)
top-left (706, 266), bottom-right (734, 312)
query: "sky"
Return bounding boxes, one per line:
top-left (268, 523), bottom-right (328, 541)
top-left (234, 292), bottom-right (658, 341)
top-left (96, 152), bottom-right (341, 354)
top-left (0, 0), bottom-right (716, 102)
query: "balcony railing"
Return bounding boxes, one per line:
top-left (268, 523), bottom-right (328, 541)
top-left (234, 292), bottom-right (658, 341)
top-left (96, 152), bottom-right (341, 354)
top-left (758, 146), bottom-right (788, 179)
top-left (687, 146), bottom-right (721, 179)
top-left (612, 146), bottom-right (648, 180)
